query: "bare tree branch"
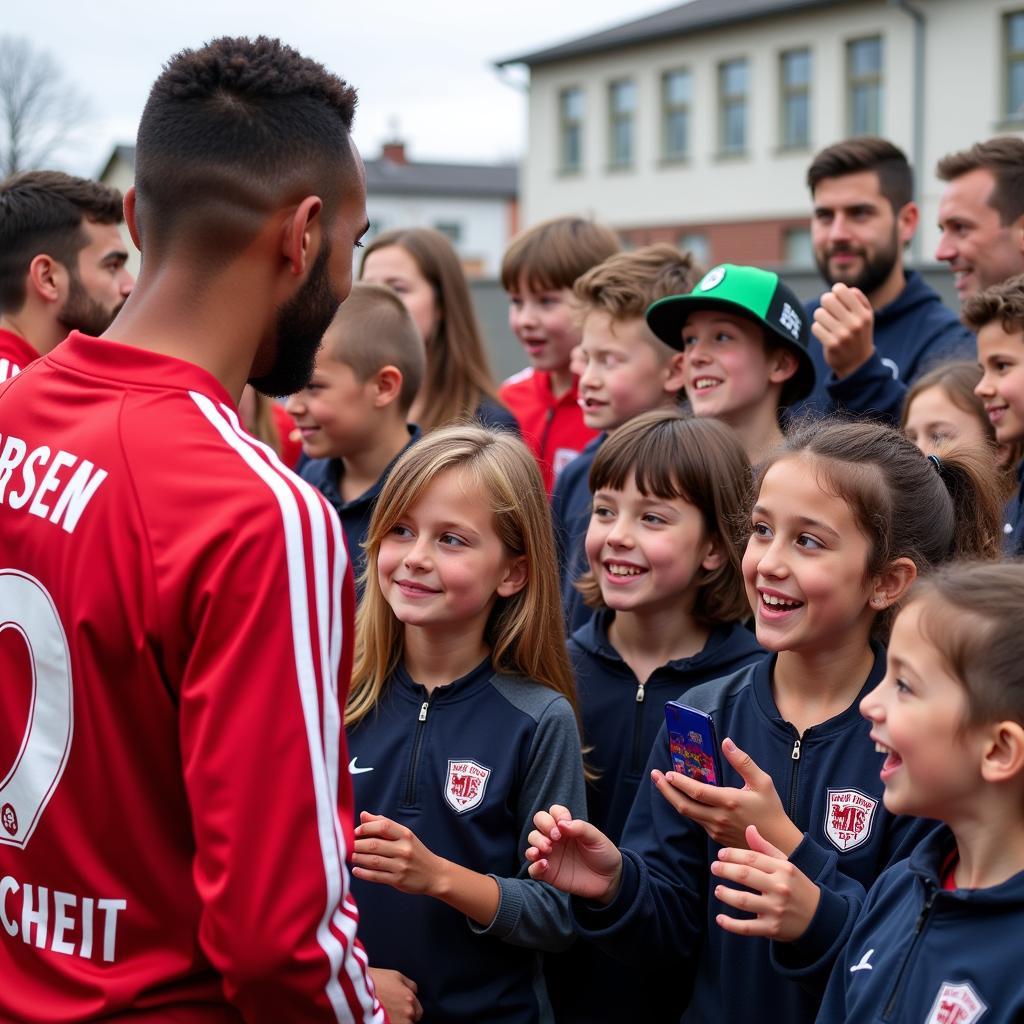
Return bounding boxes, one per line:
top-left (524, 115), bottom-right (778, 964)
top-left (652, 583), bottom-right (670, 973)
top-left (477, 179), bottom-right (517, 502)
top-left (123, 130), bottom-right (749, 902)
top-left (0, 36), bottom-right (91, 177)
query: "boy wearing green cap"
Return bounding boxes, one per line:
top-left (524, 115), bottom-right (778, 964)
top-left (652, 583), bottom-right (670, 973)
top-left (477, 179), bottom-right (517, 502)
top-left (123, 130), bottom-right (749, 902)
top-left (647, 263), bottom-right (816, 464)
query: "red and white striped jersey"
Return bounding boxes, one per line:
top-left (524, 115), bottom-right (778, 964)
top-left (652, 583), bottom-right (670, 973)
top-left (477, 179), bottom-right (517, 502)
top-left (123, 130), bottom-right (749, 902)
top-left (0, 333), bottom-right (384, 1023)
top-left (0, 327), bottom-right (39, 383)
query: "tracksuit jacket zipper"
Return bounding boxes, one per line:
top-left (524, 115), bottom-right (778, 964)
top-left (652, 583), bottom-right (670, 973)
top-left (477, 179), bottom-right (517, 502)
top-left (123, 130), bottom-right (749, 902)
top-left (630, 681), bottom-right (646, 773)
top-left (882, 884), bottom-right (938, 1020)
top-left (402, 693), bottom-right (434, 807)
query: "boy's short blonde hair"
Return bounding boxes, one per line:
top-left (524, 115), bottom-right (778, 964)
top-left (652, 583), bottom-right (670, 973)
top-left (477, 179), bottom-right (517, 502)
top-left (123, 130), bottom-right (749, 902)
top-left (961, 273), bottom-right (1024, 338)
top-left (324, 282), bottom-right (425, 414)
top-left (500, 216), bottom-right (620, 293)
top-left (573, 244), bottom-right (703, 336)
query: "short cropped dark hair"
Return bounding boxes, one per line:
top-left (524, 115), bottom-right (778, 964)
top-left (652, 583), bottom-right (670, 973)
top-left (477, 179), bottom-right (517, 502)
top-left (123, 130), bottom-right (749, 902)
top-left (936, 137), bottom-right (1024, 226)
top-left (961, 273), bottom-right (1024, 337)
top-left (135, 36), bottom-right (358, 258)
top-left (0, 170), bottom-right (123, 313)
top-left (324, 282), bottom-right (425, 413)
top-left (806, 137), bottom-right (913, 212)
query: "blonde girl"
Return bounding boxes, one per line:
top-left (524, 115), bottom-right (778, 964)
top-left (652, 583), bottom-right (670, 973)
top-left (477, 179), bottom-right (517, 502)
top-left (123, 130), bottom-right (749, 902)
top-left (346, 424), bottom-right (584, 1024)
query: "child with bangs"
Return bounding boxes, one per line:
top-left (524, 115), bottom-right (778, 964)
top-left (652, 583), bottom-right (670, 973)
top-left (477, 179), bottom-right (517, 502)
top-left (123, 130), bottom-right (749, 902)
top-left (546, 409), bottom-right (764, 1024)
top-left (500, 216), bottom-right (620, 493)
top-left (344, 425), bottom-right (585, 1024)
top-left (712, 562), bottom-right (1024, 1021)
top-left (527, 419), bottom-right (1003, 1023)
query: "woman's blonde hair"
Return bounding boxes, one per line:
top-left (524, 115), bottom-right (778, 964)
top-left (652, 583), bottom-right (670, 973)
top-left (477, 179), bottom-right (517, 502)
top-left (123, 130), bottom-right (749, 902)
top-left (347, 423), bottom-right (577, 727)
top-left (360, 228), bottom-right (502, 433)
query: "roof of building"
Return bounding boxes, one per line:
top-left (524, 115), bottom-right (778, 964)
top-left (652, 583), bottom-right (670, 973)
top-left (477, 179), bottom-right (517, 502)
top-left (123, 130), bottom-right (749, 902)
top-left (98, 144), bottom-right (517, 200)
top-left (495, 0), bottom-right (856, 67)
top-left (364, 157), bottom-right (517, 198)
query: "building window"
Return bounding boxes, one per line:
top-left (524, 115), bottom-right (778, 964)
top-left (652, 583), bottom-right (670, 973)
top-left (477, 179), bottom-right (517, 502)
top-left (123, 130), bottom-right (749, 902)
top-left (559, 87), bottom-right (584, 172)
top-left (1005, 11), bottom-right (1024, 120)
top-left (783, 227), bottom-right (814, 268)
top-left (608, 79), bottom-right (636, 168)
top-left (780, 48), bottom-right (811, 149)
top-left (433, 221), bottom-right (463, 245)
top-left (678, 232), bottom-right (711, 267)
top-left (847, 36), bottom-right (883, 135)
top-left (662, 69), bottom-right (692, 161)
top-left (718, 58), bottom-right (749, 156)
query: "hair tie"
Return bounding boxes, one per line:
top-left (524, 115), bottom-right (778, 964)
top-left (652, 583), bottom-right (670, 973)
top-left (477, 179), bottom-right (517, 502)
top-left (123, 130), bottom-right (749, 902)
top-left (927, 453), bottom-right (942, 473)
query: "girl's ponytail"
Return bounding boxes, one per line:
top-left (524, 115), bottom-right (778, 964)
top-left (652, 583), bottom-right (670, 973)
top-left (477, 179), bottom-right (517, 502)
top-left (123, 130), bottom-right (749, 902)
top-left (930, 447), bottom-right (1004, 561)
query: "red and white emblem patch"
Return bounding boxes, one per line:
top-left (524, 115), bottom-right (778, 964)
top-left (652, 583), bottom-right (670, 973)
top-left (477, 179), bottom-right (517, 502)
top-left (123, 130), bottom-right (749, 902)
top-left (444, 760), bottom-right (491, 814)
top-left (823, 788), bottom-right (877, 852)
top-left (926, 981), bottom-right (987, 1024)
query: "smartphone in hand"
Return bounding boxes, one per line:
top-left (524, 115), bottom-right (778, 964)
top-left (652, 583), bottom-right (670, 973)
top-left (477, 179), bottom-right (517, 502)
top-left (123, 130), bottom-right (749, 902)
top-left (665, 701), bottom-right (723, 785)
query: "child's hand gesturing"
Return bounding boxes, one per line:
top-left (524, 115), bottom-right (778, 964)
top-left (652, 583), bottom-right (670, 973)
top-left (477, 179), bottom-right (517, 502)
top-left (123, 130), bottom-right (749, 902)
top-left (352, 811), bottom-right (443, 896)
top-left (525, 805), bottom-right (623, 905)
top-left (652, 738), bottom-right (805, 853)
top-left (711, 825), bottom-right (821, 942)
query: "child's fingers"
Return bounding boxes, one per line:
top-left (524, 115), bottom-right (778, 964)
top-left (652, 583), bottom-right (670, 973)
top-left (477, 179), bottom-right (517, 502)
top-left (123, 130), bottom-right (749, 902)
top-left (354, 816), bottom-right (401, 840)
top-left (527, 858), bottom-right (550, 879)
top-left (710, 860), bottom-right (778, 895)
top-left (526, 830), bottom-right (552, 855)
top-left (351, 865), bottom-right (396, 885)
top-left (359, 810), bottom-right (384, 824)
top-left (745, 824), bottom-right (786, 860)
top-left (714, 912), bottom-right (774, 938)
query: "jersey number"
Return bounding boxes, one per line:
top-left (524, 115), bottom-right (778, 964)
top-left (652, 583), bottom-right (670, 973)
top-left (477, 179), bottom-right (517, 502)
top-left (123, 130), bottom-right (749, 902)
top-left (0, 570), bottom-right (73, 848)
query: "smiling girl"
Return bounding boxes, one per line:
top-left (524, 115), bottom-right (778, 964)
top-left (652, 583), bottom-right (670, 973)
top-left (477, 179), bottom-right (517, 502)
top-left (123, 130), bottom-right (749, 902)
top-left (526, 420), bottom-right (1002, 1023)
top-left (547, 408), bottom-right (763, 1024)
top-left (345, 425), bottom-right (585, 1024)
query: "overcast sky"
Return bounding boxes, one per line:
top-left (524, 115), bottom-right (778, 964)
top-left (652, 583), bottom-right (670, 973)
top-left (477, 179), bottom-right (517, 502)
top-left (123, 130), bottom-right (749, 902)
top-left (3, 0), bottom-right (676, 177)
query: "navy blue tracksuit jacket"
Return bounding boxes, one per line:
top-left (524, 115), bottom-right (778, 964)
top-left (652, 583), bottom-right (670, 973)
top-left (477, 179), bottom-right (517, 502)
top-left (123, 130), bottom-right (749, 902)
top-left (815, 824), bottom-right (1024, 1022)
top-left (571, 650), bottom-right (935, 1024)
top-left (545, 613), bottom-right (764, 1024)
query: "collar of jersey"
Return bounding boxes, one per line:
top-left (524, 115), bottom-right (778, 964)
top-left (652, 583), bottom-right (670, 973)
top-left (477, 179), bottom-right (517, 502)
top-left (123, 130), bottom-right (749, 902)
top-left (48, 332), bottom-right (235, 408)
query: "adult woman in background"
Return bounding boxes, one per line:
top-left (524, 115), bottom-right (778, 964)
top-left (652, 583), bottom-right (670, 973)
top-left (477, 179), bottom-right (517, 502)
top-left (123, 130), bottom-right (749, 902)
top-left (361, 227), bottom-right (516, 433)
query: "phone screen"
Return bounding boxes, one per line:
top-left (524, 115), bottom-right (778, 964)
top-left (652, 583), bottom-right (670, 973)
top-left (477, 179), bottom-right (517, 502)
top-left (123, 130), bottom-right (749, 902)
top-left (665, 701), bottom-right (722, 785)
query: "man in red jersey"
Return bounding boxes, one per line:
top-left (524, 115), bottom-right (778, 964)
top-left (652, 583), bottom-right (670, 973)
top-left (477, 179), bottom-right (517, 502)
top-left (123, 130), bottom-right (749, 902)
top-left (0, 171), bottom-right (134, 380)
top-left (0, 36), bottom-right (398, 1024)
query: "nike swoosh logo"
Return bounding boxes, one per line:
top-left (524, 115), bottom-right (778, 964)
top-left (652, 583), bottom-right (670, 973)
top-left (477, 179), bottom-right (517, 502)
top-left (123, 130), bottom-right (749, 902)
top-left (348, 757), bottom-right (374, 775)
top-left (850, 948), bottom-right (874, 973)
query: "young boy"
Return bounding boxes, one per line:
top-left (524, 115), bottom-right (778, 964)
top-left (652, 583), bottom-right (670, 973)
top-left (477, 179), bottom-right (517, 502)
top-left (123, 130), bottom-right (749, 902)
top-left (967, 273), bottom-right (1024, 554)
top-left (646, 263), bottom-right (816, 464)
top-left (552, 243), bottom-right (701, 631)
top-left (500, 216), bottom-right (620, 493)
top-left (287, 281), bottom-right (425, 589)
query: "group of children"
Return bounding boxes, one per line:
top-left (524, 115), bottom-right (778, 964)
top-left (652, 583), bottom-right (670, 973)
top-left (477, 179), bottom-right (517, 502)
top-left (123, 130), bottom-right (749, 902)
top-left (280, 214), bottom-right (1024, 1022)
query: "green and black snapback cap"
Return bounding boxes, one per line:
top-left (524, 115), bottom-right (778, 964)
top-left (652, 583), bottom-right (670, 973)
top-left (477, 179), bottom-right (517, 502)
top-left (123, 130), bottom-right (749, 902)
top-left (646, 263), bottom-right (816, 405)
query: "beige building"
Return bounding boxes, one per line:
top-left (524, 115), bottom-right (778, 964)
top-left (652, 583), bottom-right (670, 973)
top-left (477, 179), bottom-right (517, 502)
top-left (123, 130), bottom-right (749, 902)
top-left (497, 0), bottom-right (1024, 267)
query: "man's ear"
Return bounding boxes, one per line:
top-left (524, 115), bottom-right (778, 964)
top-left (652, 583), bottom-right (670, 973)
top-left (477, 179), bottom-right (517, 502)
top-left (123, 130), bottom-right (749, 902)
top-left (896, 201), bottom-right (919, 249)
top-left (282, 195), bottom-right (325, 276)
top-left (124, 187), bottom-right (141, 250)
top-left (27, 254), bottom-right (63, 305)
top-left (496, 554), bottom-right (529, 598)
top-left (870, 556), bottom-right (918, 610)
top-left (372, 365), bottom-right (404, 408)
top-left (768, 347), bottom-right (799, 385)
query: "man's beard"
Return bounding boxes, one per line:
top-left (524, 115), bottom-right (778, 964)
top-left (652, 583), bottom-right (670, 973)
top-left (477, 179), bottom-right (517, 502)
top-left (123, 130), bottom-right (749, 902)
top-left (57, 273), bottom-right (123, 337)
top-left (250, 240), bottom-right (341, 397)
top-left (816, 227), bottom-right (899, 296)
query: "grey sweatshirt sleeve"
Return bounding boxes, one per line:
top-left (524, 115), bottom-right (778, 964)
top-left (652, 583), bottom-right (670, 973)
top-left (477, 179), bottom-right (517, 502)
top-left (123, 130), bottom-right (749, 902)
top-left (468, 684), bottom-right (586, 952)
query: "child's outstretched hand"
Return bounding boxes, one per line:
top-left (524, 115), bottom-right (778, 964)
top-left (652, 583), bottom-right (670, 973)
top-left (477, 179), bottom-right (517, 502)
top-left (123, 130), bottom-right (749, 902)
top-left (525, 805), bottom-right (623, 905)
top-left (653, 737), bottom-right (804, 853)
top-left (352, 811), bottom-right (442, 896)
top-left (711, 825), bottom-right (821, 941)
